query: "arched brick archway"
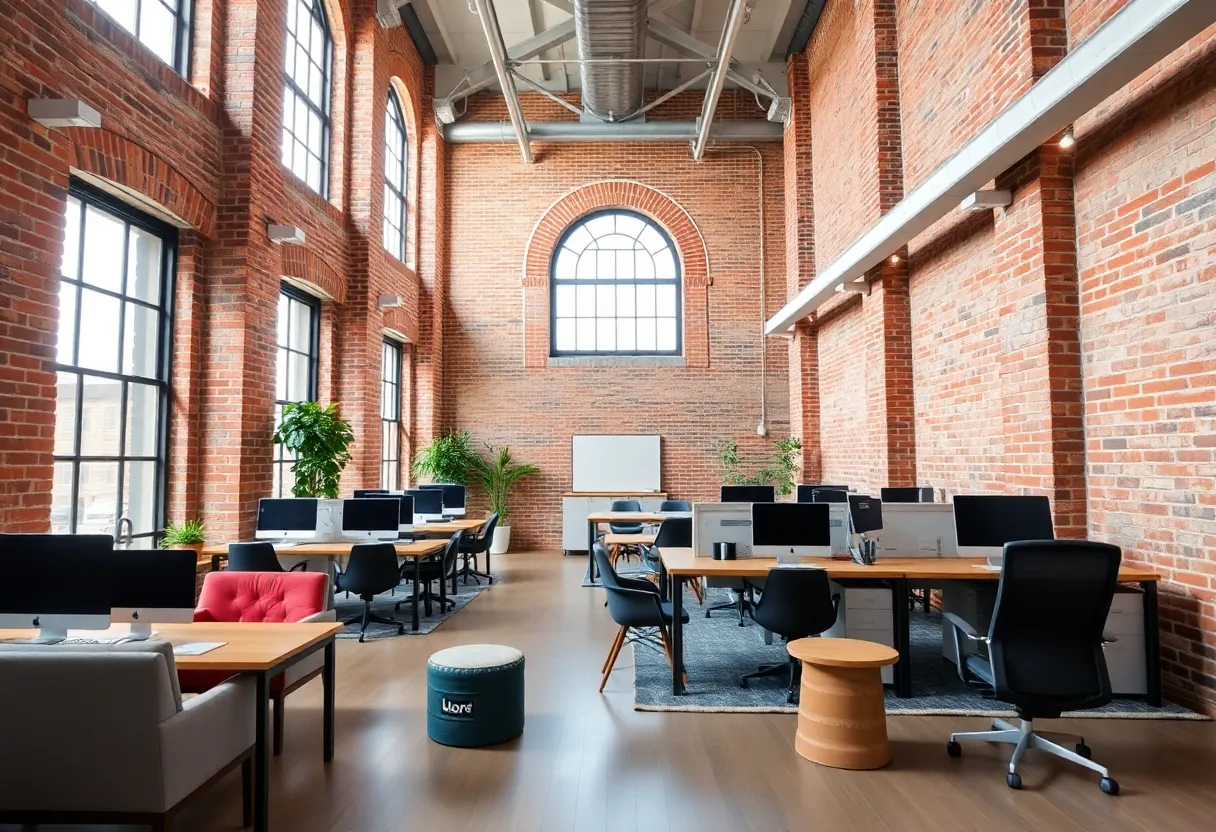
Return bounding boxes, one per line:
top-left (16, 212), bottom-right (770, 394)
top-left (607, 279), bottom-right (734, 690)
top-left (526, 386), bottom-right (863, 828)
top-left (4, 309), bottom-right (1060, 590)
top-left (522, 181), bottom-right (711, 368)
top-left (282, 246), bottom-right (347, 303)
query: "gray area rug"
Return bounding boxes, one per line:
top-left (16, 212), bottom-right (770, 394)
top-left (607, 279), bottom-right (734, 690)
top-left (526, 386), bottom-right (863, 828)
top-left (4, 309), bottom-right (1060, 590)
top-left (632, 591), bottom-right (1206, 719)
top-left (333, 577), bottom-right (491, 640)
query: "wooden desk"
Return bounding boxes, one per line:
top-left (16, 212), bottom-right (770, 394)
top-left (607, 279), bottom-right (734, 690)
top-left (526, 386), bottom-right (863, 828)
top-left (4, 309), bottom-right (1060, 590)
top-left (413, 517), bottom-right (487, 536)
top-left (656, 549), bottom-right (1163, 704)
top-left (0, 621), bottom-right (341, 832)
top-left (585, 511), bottom-right (690, 584)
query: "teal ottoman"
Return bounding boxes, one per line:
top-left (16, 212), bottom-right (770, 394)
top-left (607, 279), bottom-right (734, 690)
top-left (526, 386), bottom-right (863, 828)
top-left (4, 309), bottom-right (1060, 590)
top-left (427, 644), bottom-right (525, 747)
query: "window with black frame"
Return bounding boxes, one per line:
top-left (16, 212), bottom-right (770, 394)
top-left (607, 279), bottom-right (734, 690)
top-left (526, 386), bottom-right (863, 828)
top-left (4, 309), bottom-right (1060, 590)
top-left (274, 286), bottom-right (320, 497)
top-left (380, 339), bottom-right (403, 490)
top-left (383, 91), bottom-right (409, 262)
top-left (85, 0), bottom-right (192, 75)
top-left (282, 0), bottom-right (332, 196)
top-left (52, 183), bottom-right (175, 547)
top-left (550, 210), bottom-right (682, 356)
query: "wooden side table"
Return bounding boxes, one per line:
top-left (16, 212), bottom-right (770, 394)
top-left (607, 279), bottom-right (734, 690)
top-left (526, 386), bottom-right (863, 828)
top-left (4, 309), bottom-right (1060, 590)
top-left (787, 637), bottom-right (900, 770)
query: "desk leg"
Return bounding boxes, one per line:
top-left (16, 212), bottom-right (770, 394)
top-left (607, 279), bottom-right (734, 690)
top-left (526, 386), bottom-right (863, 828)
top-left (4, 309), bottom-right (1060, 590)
top-left (892, 578), bottom-right (912, 698)
top-left (1143, 580), bottom-right (1161, 706)
top-left (253, 670), bottom-right (270, 832)
top-left (672, 576), bottom-right (684, 696)
top-left (411, 557), bottom-right (421, 631)
top-left (440, 563), bottom-right (448, 611)
top-left (585, 520), bottom-right (599, 585)
top-left (659, 560), bottom-right (669, 602)
top-left (322, 639), bottom-right (335, 762)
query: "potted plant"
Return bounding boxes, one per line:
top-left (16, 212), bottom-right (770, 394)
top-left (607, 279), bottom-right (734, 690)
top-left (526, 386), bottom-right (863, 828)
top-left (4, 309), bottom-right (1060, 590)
top-left (160, 519), bottom-right (206, 558)
top-left (717, 436), bottom-right (803, 497)
top-left (412, 430), bottom-right (479, 485)
top-left (469, 444), bottom-right (539, 554)
top-left (272, 401), bottom-right (355, 498)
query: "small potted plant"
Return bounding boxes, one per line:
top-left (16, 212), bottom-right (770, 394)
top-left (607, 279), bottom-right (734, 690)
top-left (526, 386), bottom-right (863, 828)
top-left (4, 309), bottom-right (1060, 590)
top-left (160, 519), bottom-right (206, 558)
top-left (470, 444), bottom-right (539, 554)
top-left (412, 430), bottom-right (479, 485)
top-left (717, 436), bottom-right (802, 498)
top-left (272, 401), bottom-right (355, 497)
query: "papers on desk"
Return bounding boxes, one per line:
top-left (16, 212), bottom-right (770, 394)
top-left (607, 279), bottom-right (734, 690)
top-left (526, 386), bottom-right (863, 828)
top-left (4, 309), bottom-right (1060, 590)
top-left (972, 564), bottom-right (1002, 572)
top-left (173, 642), bottom-right (226, 656)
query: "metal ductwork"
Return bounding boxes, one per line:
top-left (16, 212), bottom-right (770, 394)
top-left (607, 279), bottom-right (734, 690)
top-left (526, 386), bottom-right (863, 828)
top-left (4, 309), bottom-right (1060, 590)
top-left (443, 120), bottom-right (783, 143)
top-left (575, 0), bottom-right (647, 121)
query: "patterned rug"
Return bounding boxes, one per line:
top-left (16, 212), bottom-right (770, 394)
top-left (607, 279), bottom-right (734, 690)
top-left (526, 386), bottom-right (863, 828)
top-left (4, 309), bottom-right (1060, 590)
top-left (632, 592), bottom-right (1206, 719)
top-left (333, 576), bottom-right (491, 640)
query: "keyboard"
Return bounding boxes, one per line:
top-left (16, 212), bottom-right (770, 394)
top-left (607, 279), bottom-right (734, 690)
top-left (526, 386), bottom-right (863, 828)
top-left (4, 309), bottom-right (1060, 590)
top-left (271, 542), bottom-right (297, 551)
top-left (60, 638), bottom-right (105, 645)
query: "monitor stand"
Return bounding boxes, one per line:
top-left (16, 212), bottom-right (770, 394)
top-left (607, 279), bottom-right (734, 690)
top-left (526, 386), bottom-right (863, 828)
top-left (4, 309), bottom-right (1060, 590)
top-left (32, 626), bottom-right (68, 644)
top-left (125, 622), bottom-right (155, 640)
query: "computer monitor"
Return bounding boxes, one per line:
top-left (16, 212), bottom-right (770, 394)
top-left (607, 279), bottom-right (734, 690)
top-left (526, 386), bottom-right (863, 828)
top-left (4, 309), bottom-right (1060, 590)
top-left (880, 486), bottom-right (934, 504)
top-left (849, 495), bottom-right (883, 535)
top-left (255, 498), bottom-right (319, 541)
top-left (720, 484), bottom-right (776, 503)
top-left (812, 489), bottom-right (848, 504)
top-left (406, 488), bottom-right (444, 522)
top-left (796, 484), bottom-right (848, 503)
top-left (953, 495), bottom-right (1054, 559)
top-left (340, 498), bottom-right (401, 541)
top-left (750, 502), bottom-right (832, 558)
top-left (421, 483), bottom-right (467, 516)
top-left (0, 534), bottom-right (114, 641)
top-left (111, 548), bottom-right (198, 638)
top-left (354, 491), bottom-right (414, 534)
top-left (353, 489), bottom-right (390, 498)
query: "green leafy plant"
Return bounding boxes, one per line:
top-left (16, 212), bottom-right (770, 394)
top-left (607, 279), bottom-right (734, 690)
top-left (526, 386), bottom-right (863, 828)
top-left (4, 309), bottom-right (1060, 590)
top-left (272, 401), bottom-right (355, 498)
top-left (468, 444), bottom-right (539, 525)
top-left (716, 436), bottom-right (803, 496)
top-left (717, 440), bottom-right (750, 485)
top-left (412, 430), bottom-right (479, 485)
top-left (160, 519), bottom-right (205, 548)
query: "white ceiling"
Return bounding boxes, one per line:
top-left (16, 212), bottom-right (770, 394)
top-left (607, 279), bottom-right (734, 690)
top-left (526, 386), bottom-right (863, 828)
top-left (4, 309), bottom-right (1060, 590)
top-left (413, 0), bottom-right (797, 99)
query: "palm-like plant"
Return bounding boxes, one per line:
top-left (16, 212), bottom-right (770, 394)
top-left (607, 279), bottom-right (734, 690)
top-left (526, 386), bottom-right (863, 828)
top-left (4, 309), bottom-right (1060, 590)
top-left (272, 401), bottom-right (355, 498)
top-left (469, 444), bottom-right (539, 525)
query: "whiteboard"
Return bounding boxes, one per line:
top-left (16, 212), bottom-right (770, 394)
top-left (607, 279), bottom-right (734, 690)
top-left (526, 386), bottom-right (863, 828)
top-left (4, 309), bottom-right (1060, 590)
top-left (572, 435), bottom-right (661, 493)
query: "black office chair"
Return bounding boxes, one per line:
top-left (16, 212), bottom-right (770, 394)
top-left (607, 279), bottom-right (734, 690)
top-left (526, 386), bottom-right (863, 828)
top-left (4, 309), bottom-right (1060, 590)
top-left (659, 500), bottom-right (691, 512)
top-left (640, 516), bottom-right (692, 576)
top-left (457, 514), bottom-right (498, 585)
top-left (225, 541), bottom-right (307, 573)
top-left (593, 543), bottom-right (689, 692)
top-left (404, 531), bottom-right (464, 618)
top-left (944, 540), bottom-right (1122, 795)
top-left (607, 499), bottom-right (644, 566)
top-left (740, 568), bottom-right (840, 703)
top-left (332, 543), bottom-right (405, 642)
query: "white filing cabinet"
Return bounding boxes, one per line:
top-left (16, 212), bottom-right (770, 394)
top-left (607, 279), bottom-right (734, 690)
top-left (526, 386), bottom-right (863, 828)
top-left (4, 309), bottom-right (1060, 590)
top-left (1105, 590), bottom-right (1147, 695)
top-left (561, 493), bottom-right (667, 553)
top-left (826, 583), bottom-right (895, 685)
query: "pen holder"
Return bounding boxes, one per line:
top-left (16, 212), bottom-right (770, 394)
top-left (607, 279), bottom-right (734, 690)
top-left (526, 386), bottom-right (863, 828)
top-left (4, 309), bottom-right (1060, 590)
top-left (713, 542), bottom-right (736, 561)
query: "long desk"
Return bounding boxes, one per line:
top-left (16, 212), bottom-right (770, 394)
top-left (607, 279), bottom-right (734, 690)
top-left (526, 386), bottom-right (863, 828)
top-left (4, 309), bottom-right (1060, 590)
top-left (413, 517), bottom-right (487, 536)
top-left (656, 549), bottom-right (1162, 704)
top-left (0, 621), bottom-right (341, 832)
top-left (203, 540), bottom-right (447, 631)
top-left (585, 511), bottom-right (688, 584)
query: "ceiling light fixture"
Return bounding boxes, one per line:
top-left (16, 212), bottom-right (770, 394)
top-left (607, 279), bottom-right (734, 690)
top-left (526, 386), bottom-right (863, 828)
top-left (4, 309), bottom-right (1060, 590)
top-left (1059, 126), bottom-right (1076, 149)
top-left (890, 254), bottom-right (900, 265)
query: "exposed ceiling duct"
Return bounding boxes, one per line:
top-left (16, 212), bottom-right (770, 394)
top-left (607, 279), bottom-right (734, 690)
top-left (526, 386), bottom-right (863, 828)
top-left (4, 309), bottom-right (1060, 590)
top-left (443, 119), bottom-right (783, 143)
top-left (575, 0), bottom-right (647, 121)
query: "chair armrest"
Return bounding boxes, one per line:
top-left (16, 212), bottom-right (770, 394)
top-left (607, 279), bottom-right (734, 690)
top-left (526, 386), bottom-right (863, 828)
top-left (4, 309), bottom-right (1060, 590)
top-left (298, 609), bottom-right (337, 624)
top-left (288, 561), bottom-right (308, 572)
top-left (159, 677), bottom-right (255, 811)
top-left (617, 575), bottom-right (660, 594)
top-left (943, 612), bottom-right (987, 642)
top-left (193, 608), bottom-right (217, 623)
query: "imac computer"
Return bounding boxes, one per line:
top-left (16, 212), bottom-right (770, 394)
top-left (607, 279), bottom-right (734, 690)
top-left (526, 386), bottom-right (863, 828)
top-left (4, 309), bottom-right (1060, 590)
top-left (720, 484), bottom-right (776, 503)
top-left (391, 494), bottom-right (414, 534)
top-left (796, 484), bottom-right (848, 503)
top-left (111, 548), bottom-right (198, 638)
top-left (953, 495), bottom-right (1054, 561)
top-left (421, 483), bottom-right (467, 517)
top-left (406, 488), bottom-right (444, 523)
top-left (849, 495), bottom-right (883, 535)
top-left (811, 488), bottom-right (848, 504)
top-left (0, 534), bottom-right (114, 642)
top-left (750, 502), bottom-right (832, 560)
top-left (255, 498), bottom-right (320, 541)
top-left (340, 498), bottom-right (401, 541)
top-left (353, 489), bottom-right (390, 498)
top-left (880, 487), bottom-right (934, 503)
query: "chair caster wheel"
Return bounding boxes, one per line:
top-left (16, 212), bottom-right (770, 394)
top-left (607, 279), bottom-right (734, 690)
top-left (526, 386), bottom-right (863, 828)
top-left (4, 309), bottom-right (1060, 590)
top-left (358, 635), bottom-right (366, 644)
top-left (704, 611), bottom-right (711, 619)
top-left (1006, 772), bottom-right (1022, 790)
top-left (397, 625), bottom-right (405, 635)
top-left (946, 741), bottom-right (961, 757)
top-left (1100, 777), bottom-right (1119, 796)
top-left (1075, 743), bottom-right (1091, 759)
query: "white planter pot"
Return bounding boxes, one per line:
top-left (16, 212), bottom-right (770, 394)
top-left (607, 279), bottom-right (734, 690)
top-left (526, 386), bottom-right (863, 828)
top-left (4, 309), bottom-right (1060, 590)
top-left (490, 525), bottom-right (511, 555)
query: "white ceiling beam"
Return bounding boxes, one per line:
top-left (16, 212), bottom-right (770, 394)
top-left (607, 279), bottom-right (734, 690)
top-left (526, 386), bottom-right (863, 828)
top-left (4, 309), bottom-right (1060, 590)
top-left (646, 17), bottom-right (773, 99)
top-left (691, 0), bottom-right (747, 160)
top-left (763, 0), bottom-right (795, 62)
top-left (472, 0), bottom-right (533, 163)
top-left (426, 0), bottom-right (459, 64)
top-left (676, 0), bottom-right (703, 83)
top-left (439, 19), bottom-right (577, 106)
top-left (524, 0), bottom-right (550, 82)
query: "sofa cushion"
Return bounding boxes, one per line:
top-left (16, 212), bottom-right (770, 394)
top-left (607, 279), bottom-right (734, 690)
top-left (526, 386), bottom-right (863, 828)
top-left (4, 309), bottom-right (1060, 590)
top-left (195, 570), bottom-right (329, 623)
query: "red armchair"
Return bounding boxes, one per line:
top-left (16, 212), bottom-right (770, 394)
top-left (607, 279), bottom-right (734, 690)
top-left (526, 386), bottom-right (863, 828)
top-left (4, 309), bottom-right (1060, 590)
top-left (181, 571), bottom-right (334, 755)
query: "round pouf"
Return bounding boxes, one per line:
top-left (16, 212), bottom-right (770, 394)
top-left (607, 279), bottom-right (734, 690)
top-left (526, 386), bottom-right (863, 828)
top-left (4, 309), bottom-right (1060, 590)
top-left (427, 644), bottom-right (525, 747)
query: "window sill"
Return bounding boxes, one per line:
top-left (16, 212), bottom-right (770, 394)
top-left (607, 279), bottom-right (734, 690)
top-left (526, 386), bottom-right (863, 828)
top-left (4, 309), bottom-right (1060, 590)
top-left (547, 355), bottom-right (687, 368)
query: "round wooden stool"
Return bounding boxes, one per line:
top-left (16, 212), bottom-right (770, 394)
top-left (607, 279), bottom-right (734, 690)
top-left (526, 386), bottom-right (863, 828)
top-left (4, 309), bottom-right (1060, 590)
top-left (787, 638), bottom-right (900, 770)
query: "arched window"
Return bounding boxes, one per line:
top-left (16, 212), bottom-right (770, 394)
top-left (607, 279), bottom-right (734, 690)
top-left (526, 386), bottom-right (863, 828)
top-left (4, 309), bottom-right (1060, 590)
top-left (383, 91), bottom-right (408, 262)
top-left (550, 210), bottom-right (681, 356)
top-left (282, 0), bottom-right (333, 196)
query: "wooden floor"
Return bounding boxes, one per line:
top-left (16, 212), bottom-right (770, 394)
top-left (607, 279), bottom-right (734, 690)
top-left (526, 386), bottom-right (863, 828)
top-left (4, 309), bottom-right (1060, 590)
top-left (20, 551), bottom-right (1216, 831)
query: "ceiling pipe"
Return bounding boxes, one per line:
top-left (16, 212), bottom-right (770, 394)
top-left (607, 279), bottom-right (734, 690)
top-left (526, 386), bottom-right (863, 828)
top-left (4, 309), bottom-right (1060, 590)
top-left (443, 120), bottom-right (783, 144)
top-left (574, 0), bottom-right (648, 121)
top-left (472, 0), bottom-right (533, 163)
top-left (691, 0), bottom-right (749, 161)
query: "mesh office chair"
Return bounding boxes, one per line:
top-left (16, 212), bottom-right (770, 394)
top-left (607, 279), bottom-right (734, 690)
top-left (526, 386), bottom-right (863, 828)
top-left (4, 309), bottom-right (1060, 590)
top-left (225, 541), bottom-right (307, 573)
top-left (332, 543), bottom-right (404, 642)
top-left (944, 540), bottom-right (1123, 795)
top-left (740, 568), bottom-right (840, 703)
top-left (457, 514), bottom-right (499, 585)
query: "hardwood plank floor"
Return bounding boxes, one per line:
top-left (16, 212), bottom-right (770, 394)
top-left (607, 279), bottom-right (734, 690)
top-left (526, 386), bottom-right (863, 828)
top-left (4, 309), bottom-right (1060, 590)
top-left (13, 551), bottom-right (1214, 831)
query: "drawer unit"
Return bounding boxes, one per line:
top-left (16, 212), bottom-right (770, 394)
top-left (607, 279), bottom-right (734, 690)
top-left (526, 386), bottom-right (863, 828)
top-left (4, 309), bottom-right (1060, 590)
top-left (1105, 589), bottom-right (1146, 695)
top-left (844, 588), bottom-right (891, 611)
top-left (826, 582), bottom-right (896, 685)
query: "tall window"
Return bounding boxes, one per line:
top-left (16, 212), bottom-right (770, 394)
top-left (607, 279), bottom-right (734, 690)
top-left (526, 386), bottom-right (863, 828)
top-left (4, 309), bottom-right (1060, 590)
top-left (86, 0), bottom-right (192, 75)
top-left (274, 286), bottom-right (320, 497)
top-left (53, 183), bottom-right (175, 548)
top-left (282, 0), bottom-right (332, 196)
top-left (380, 339), bottom-right (403, 489)
top-left (550, 210), bottom-right (681, 356)
top-left (383, 92), bottom-right (409, 261)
